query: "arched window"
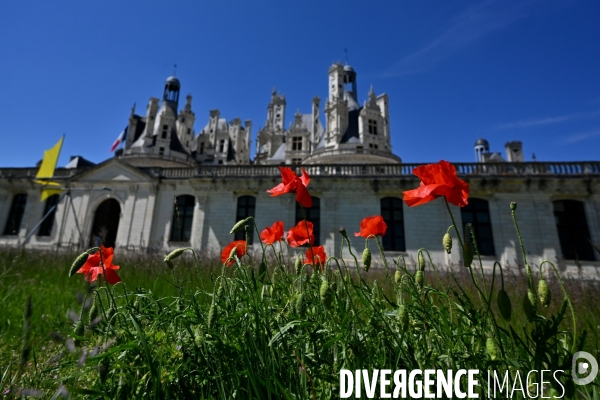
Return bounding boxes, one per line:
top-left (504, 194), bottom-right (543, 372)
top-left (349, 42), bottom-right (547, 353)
top-left (234, 196), bottom-right (256, 243)
top-left (3, 193), bottom-right (27, 236)
top-left (461, 198), bottom-right (495, 256)
top-left (380, 197), bottom-right (406, 251)
top-left (553, 200), bottom-right (595, 261)
top-left (296, 197), bottom-right (320, 245)
top-left (170, 195), bottom-right (195, 242)
top-left (38, 194), bottom-right (60, 237)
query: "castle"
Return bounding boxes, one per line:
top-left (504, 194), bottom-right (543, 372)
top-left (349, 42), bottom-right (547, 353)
top-left (1, 63), bottom-right (598, 275)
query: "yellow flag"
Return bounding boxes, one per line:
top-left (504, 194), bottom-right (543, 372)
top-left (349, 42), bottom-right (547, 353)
top-left (41, 188), bottom-right (64, 202)
top-left (36, 136), bottom-right (64, 179)
top-left (35, 136), bottom-right (65, 201)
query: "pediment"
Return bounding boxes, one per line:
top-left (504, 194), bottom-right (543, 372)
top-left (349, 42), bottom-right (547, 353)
top-left (72, 159), bottom-right (155, 183)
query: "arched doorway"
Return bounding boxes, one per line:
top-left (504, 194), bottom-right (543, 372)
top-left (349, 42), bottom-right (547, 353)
top-left (90, 199), bottom-right (121, 248)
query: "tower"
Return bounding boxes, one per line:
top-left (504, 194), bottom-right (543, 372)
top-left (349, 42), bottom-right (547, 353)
top-left (505, 141), bottom-right (524, 162)
top-left (343, 64), bottom-right (357, 102)
top-left (163, 76), bottom-right (180, 113)
top-left (474, 138), bottom-right (490, 162)
top-left (267, 89), bottom-right (286, 132)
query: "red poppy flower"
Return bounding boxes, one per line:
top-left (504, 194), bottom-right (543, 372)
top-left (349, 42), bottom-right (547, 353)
top-left (267, 166), bottom-right (312, 208)
top-left (260, 221), bottom-right (284, 245)
top-left (403, 160), bottom-right (469, 207)
top-left (286, 220), bottom-right (315, 247)
top-left (221, 240), bottom-right (247, 266)
top-left (354, 215), bottom-right (387, 238)
top-left (77, 246), bottom-right (121, 284)
top-left (303, 246), bottom-right (327, 270)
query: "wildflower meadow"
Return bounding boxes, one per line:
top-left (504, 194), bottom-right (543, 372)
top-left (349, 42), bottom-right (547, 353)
top-left (1, 161), bottom-right (600, 398)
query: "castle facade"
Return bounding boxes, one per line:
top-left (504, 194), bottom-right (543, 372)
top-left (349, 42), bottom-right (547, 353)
top-left (1, 64), bottom-right (599, 275)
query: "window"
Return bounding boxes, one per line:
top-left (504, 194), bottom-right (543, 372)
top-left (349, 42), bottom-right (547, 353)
top-left (380, 197), bottom-right (406, 251)
top-left (161, 124), bottom-right (168, 139)
top-left (292, 136), bottom-right (303, 151)
top-left (295, 197), bottom-right (320, 246)
top-left (3, 193), bottom-right (28, 236)
top-left (234, 196), bottom-right (256, 243)
top-left (461, 198), bottom-right (495, 256)
top-left (292, 158), bottom-right (302, 165)
top-left (38, 194), bottom-right (60, 237)
top-left (187, 128), bottom-right (191, 135)
top-left (369, 143), bottom-right (378, 149)
top-left (159, 147), bottom-right (165, 155)
top-left (219, 140), bottom-right (225, 153)
top-left (368, 119), bottom-right (378, 135)
top-left (170, 195), bottom-right (195, 242)
top-left (199, 142), bottom-right (205, 154)
top-left (554, 200), bottom-right (595, 261)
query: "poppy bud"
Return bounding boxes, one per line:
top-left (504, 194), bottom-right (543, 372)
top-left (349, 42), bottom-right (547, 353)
top-left (362, 247), bottom-right (372, 272)
top-left (418, 252), bottom-right (425, 271)
top-left (295, 294), bottom-right (305, 317)
top-left (164, 247), bottom-right (186, 263)
top-left (89, 302), bottom-right (98, 324)
top-left (510, 202), bottom-right (517, 211)
top-left (295, 257), bottom-right (302, 275)
top-left (230, 217), bottom-right (252, 234)
top-left (398, 305), bottom-right (409, 331)
top-left (523, 289), bottom-right (537, 321)
top-left (415, 270), bottom-right (424, 290)
top-left (496, 289), bottom-right (512, 321)
top-left (74, 321), bottom-right (84, 337)
top-left (394, 270), bottom-right (402, 285)
top-left (443, 233), bottom-right (452, 254)
top-left (258, 261), bottom-right (267, 283)
top-left (486, 337), bottom-right (499, 361)
top-left (538, 279), bottom-right (551, 307)
top-left (207, 304), bottom-right (217, 329)
top-left (320, 280), bottom-right (333, 308)
top-left (216, 282), bottom-right (224, 300)
top-left (463, 241), bottom-right (474, 268)
top-left (69, 251), bottom-right (90, 278)
top-left (228, 246), bottom-right (238, 262)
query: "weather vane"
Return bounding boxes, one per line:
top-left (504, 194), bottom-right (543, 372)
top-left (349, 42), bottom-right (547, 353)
top-left (344, 48), bottom-right (348, 64)
top-left (173, 64), bottom-right (177, 76)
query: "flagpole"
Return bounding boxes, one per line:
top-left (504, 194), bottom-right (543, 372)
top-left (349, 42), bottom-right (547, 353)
top-left (20, 191), bottom-right (69, 247)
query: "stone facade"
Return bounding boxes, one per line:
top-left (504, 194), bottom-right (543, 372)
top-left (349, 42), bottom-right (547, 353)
top-left (1, 64), bottom-right (599, 278)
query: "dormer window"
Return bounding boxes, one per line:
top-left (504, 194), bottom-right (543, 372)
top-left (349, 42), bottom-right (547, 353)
top-left (219, 140), bottom-right (225, 153)
top-left (199, 142), bottom-right (205, 154)
top-left (162, 124), bottom-right (168, 139)
top-left (368, 119), bottom-right (378, 135)
top-left (292, 136), bottom-right (302, 151)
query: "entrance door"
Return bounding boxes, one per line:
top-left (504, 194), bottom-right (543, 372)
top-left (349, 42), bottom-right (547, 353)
top-left (90, 199), bottom-right (121, 248)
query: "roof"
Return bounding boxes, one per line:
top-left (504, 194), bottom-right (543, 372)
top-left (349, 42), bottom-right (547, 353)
top-left (269, 143), bottom-right (286, 161)
top-left (65, 156), bottom-right (95, 169)
top-left (475, 138), bottom-right (489, 147)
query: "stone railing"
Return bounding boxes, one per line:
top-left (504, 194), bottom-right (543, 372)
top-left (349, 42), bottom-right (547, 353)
top-left (2, 162), bottom-right (599, 180)
top-left (155, 161), bottom-right (600, 179)
top-left (0, 168), bottom-right (81, 178)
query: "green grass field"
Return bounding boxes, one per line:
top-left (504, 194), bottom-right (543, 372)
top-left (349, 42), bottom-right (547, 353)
top-left (1, 241), bottom-right (599, 398)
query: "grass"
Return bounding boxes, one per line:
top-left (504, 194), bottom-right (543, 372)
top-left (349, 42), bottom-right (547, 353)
top-left (1, 245), bottom-right (599, 398)
top-left (1, 206), bottom-right (600, 398)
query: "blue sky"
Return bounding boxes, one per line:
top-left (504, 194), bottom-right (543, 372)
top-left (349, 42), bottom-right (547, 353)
top-left (1, 1), bottom-right (599, 167)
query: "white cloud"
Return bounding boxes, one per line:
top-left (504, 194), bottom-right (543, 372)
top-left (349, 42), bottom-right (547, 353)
top-left (556, 130), bottom-right (600, 144)
top-left (382, 0), bottom-right (533, 76)
top-left (495, 110), bottom-right (600, 130)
